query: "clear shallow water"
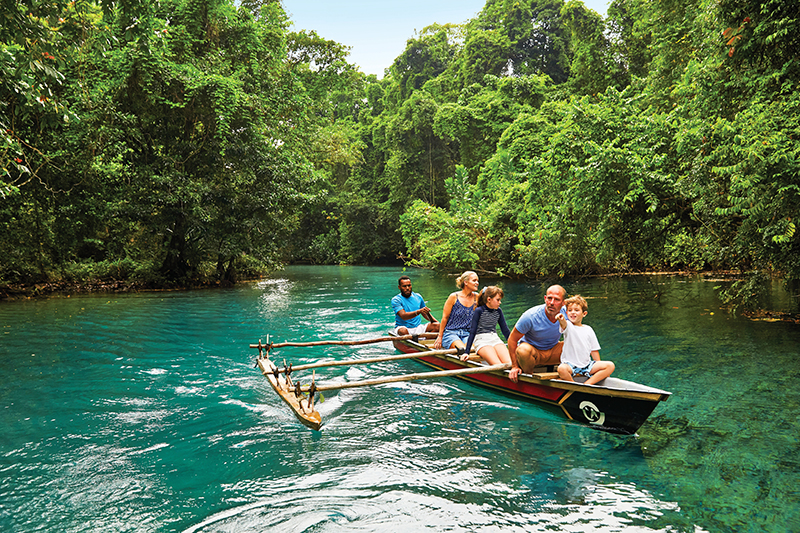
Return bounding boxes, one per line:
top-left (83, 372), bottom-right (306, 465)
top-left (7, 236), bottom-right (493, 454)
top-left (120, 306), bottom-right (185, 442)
top-left (1, 266), bottom-right (799, 532)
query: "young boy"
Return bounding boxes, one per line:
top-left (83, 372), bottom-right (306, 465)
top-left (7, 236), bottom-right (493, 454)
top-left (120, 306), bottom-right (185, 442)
top-left (555, 295), bottom-right (615, 386)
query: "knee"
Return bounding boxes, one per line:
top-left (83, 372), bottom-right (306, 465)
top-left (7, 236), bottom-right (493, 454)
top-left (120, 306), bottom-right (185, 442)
top-left (516, 342), bottom-right (533, 359)
top-left (557, 363), bottom-right (571, 378)
top-left (478, 348), bottom-right (497, 364)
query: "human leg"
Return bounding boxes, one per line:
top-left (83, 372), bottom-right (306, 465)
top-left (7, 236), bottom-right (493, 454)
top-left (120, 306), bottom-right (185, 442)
top-left (557, 363), bottom-right (574, 381)
top-left (477, 346), bottom-right (500, 364)
top-left (477, 345), bottom-right (506, 365)
top-left (516, 342), bottom-right (563, 373)
top-left (442, 329), bottom-right (469, 350)
top-left (396, 324), bottom-right (429, 337)
top-left (585, 360), bottom-right (615, 386)
top-left (473, 333), bottom-right (507, 363)
top-left (493, 342), bottom-right (511, 364)
top-left (514, 342), bottom-right (535, 372)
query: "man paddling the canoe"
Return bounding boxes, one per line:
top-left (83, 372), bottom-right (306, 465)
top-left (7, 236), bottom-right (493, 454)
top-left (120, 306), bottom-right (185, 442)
top-left (392, 276), bottom-right (440, 336)
top-left (508, 284), bottom-right (568, 382)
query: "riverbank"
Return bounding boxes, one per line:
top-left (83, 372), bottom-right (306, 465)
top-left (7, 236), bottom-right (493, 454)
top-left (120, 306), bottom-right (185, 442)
top-left (0, 278), bottom-right (250, 301)
top-left (3, 270), bottom-right (797, 323)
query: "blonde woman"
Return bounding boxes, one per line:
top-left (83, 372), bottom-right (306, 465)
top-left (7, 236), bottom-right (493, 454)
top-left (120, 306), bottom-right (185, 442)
top-left (434, 271), bottom-right (479, 351)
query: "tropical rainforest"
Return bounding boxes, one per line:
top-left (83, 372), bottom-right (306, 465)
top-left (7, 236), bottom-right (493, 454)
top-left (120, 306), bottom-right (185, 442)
top-left (1, 0), bottom-right (798, 311)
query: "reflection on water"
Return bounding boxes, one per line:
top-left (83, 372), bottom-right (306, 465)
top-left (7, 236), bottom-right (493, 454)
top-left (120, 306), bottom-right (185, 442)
top-left (1, 266), bottom-right (799, 532)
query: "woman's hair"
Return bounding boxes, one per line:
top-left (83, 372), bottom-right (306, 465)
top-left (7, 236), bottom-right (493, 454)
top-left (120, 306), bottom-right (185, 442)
top-left (455, 271), bottom-right (478, 289)
top-left (478, 285), bottom-right (504, 307)
top-left (564, 295), bottom-right (588, 312)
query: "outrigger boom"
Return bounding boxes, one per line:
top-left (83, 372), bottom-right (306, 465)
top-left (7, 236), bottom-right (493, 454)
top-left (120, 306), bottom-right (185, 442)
top-left (252, 336), bottom-right (499, 431)
top-left (248, 333), bottom-right (436, 350)
top-left (288, 363), bottom-right (511, 393)
top-left (266, 347), bottom-right (469, 373)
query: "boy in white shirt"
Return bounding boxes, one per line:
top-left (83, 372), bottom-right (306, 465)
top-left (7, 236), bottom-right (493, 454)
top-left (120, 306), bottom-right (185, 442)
top-left (555, 295), bottom-right (615, 386)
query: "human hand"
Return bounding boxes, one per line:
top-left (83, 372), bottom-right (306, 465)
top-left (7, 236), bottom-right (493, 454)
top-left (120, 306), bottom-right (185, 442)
top-left (433, 338), bottom-right (442, 349)
top-left (509, 366), bottom-right (521, 382)
top-left (555, 312), bottom-right (564, 321)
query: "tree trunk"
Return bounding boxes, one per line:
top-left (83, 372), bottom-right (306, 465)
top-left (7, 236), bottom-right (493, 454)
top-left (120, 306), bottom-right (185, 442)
top-left (160, 217), bottom-right (190, 280)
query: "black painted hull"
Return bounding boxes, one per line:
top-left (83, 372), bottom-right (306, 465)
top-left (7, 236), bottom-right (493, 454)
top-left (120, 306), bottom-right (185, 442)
top-left (393, 335), bottom-right (671, 435)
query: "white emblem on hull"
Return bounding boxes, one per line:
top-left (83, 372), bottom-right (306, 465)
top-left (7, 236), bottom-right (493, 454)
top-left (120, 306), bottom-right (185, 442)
top-left (579, 400), bottom-right (606, 425)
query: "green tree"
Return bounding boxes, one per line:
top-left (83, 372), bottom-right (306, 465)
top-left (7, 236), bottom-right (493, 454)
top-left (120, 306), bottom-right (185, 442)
top-left (1, 0), bottom-right (318, 285)
top-left (474, 0), bottom-right (572, 83)
top-left (434, 74), bottom-right (547, 175)
top-left (457, 28), bottom-right (512, 86)
top-left (390, 23), bottom-right (461, 100)
top-left (561, 0), bottom-right (627, 94)
top-left (1, 0), bottom-right (76, 197)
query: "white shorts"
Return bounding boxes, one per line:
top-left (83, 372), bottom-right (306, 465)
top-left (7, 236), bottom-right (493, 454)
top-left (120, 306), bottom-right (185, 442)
top-left (393, 324), bottom-right (429, 336)
top-left (473, 332), bottom-right (504, 352)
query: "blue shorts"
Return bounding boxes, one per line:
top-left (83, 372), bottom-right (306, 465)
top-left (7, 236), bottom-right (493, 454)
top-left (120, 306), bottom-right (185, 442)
top-left (442, 328), bottom-right (470, 348)
top-left (566, 361), bottom-right (596, 377)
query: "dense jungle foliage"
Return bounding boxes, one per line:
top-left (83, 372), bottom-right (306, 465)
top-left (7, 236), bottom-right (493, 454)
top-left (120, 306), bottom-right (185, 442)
top-left (1, 0), bottom-right (798, 310)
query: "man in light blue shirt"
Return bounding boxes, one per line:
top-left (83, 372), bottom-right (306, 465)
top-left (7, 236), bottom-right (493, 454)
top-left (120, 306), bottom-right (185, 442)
top-left (508, 285), bottom-right (568, 382)
top-left (392, 276), bottom-right (439, 335)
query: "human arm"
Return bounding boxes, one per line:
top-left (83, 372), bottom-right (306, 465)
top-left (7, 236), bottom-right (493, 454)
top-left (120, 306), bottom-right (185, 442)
top-left (588, 326), bottom-right (601, 361)
top-left (555, 312), bottom-right (568, 330)
top-left (419, 294), bottom-right (438, 323)
top-left (395, 306), bottom-right (428, 320)
top-left (420, 306), bottom-right (438, 324)
top-left (434, 294), bottom-right (456, 349)
top-left (397, 305), bottom-right (436, 325)
top-left (395, 293), bottom-right (436, 322)
top-left (462, 307), bottom-right (483, 360)
top-left (507, 327), bottom-right (524, 382)
top-left (497, 308), bottom-right (510, 340)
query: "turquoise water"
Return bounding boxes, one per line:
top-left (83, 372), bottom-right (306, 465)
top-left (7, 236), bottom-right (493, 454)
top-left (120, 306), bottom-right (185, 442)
top-left (1, 266), bottom-right (799, 532)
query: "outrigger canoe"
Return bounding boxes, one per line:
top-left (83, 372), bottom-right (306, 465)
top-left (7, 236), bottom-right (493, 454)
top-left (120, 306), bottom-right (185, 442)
top-left (251, 336), bottom-right (507, 431)
top-left (251, 333), bottom-right (671, 435)
top-left (391, 332), bottom-right (671, 435)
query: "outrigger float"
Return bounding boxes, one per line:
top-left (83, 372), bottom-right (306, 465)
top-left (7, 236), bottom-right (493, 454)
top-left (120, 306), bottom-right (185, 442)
top-left (252, 333), bottom-right (671, 435)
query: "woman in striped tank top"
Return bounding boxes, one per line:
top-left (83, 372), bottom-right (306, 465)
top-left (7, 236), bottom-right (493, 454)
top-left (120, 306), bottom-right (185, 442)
top-left (433, 271), bottom-right (479, 351)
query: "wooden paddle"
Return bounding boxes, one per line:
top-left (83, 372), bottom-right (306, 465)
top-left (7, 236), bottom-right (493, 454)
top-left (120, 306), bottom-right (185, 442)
top-left (249, 333), bottom-right (437, 350)
top-left (290, 363), bottom-right (511, 393)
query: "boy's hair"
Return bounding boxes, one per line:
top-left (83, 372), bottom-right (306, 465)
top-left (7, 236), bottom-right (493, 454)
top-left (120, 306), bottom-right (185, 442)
top-left (478, 285), bottom-right (504, 307)
top-left (565, 295), bottom-right (588, 312)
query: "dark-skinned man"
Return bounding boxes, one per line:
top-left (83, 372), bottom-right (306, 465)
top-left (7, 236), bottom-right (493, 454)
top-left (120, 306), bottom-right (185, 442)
top-left (391, 275), bottom-right (439, 335)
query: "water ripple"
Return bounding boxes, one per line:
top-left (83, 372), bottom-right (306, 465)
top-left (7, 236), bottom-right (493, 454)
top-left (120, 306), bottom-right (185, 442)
top-left (3, 268), bottom-right (798, 532)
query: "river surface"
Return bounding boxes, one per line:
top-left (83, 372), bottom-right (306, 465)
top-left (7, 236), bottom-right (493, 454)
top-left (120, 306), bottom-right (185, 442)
top-left (1, 265), bottom-right (799, 532)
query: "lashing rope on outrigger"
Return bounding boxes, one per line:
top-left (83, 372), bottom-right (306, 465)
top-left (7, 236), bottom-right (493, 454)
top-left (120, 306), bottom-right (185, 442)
top-left (256, 335), bottom-right (319, 414)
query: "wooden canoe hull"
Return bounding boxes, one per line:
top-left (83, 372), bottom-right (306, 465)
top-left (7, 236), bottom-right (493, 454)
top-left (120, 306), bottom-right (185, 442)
top-left (257, 357), bottom-right (322, 431)
top-left (392, 335), bottom-right (670, 435)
